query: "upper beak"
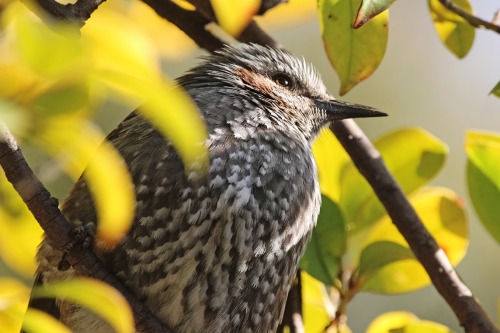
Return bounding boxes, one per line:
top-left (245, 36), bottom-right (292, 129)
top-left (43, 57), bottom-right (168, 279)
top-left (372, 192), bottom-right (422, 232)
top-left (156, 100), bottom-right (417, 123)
top-left (315, 99), bottom-right (387, 120)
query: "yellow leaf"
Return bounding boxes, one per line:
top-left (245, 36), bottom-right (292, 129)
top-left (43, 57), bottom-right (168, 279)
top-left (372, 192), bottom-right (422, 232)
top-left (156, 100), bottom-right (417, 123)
top-left (367, 311), bottom-right (455, 333)
top-left (22, 309), bottom-right (71, 333)
top-left (319, 0), bottom-right (388, 95)
top-left (301, 271), bottom-right (333, 332)
top-left (0, 170), bottom-right (43, 276)
top-left (0, 278), bottom-right (30, 333)
top-left (428, 0), bottom-right (475, 58)
top-left (32, 278), bottom-right (134, 333)
top-left (361, 187), bottom-right (468, 293)
top-left (312, 128), bottom-right (349, 202)
top-left (38, 117), bottom-right (135, 248)
top-left (211, 0), bottom-right (261, 36)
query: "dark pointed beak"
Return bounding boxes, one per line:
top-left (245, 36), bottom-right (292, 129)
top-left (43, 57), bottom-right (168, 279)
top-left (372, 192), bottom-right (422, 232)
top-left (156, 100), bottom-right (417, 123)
top-left (315, 99), bottom-right (387, 120)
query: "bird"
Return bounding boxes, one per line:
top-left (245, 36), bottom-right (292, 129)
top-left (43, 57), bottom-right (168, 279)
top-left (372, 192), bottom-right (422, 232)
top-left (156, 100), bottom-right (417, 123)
top-left (31, 43), bottom-right (386, 333)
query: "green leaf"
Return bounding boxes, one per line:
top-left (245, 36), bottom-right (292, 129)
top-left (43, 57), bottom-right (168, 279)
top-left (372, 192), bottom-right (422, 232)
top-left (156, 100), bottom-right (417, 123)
top-left (490, 81), bottom-right (500, 98)
top-left (354, 0), bottom-right (398, 28)
top-left (32, 278), bottom-right (134, 333)
top-left (360, 187), bottom-right (467, 294)
top-left (340, 128), bottom-right (447, 233)
top-left (299, 195), bottom-right (346, 286)
top-left (428, 0), bottom-right (475, 59)
top-left (319, 0), bottom-right (388, 95)
top-left (466, 131), bottom-right (500, 244)
top-left (32, 81), bottom-right (89, 115)
top-left (357, 241), bottom-right (414, 285)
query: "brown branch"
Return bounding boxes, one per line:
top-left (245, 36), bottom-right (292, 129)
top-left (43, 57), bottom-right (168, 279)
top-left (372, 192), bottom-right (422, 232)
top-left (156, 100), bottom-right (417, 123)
top-left (0, 123), bottom-right (171, 333)
top-left (438, 0), bottom-right (500, 34)
top-left (20, 0), bottom-right (105, 27)
top-left (185, 0), bottom-right (281, 48)
top-left (140, 0), bottom-right (223, 53)
top-left (331, 120), bottom-right (499, 333)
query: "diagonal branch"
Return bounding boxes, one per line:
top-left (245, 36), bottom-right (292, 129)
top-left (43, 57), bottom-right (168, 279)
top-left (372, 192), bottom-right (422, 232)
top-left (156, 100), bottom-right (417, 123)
top-left (0, 123), bottom-right (171, 333)
top-left (438, 0), bottom-right (500, 34)
top-left (331, 120), bottom-right (498, 333)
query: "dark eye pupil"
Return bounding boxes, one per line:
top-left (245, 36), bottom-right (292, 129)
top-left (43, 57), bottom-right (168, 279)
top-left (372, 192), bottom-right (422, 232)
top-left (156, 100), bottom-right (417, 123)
top-left (273, 74), bottom-right (292, 87)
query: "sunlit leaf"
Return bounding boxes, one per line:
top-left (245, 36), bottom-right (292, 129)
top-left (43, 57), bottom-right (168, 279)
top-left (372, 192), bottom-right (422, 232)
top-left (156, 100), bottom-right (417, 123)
top-left (466, 131), bottom-right (500, 244)
top-left (93, 0), bottom-right (196, 59)
top-left (0, 278), bottom-right (30, 333)
top-left (211, 0), bottom-right (261, 36)
top-left (354, 0), bottom-right (398, 28)
top-left (38, 117), bottom-right (135, 248)
top-left (490, 81), bottom-right (500, 98)
top-left (341, 128), bottom-right (447, 234)
top-left (10, 4), bottom-right (83, 77)
top-left (300, 195), bottom-right (346, 286)
top-left (302, 271), bottom-right (333, 333)
top-left (428, 0), bottom-right (475, 59)
top-left (319, 0), bottom-right (388, 95)
top-left (312, 128), bottom-right (349, 202)
top-left (357, 241), bottom-right (414, 285)
top-left (32, 278), bottom-right (134, 333)
top-left (367, 312), bottom-right (455, 333)
top-left (22, 309), bottom-right (71, 333)
top-left (0, 170), bottom-right (43, 276)
top-left (360, 187), bottom-right (467, 293)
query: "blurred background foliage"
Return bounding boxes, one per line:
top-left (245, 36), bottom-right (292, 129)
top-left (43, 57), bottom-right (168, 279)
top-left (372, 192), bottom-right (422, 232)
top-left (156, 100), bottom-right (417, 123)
top-left (1, 0), bottom-right (500, 332)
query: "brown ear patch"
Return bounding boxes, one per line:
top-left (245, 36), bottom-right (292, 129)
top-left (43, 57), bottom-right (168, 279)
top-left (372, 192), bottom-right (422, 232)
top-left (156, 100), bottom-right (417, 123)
top-left (233, 68), bottom-right (274, 95)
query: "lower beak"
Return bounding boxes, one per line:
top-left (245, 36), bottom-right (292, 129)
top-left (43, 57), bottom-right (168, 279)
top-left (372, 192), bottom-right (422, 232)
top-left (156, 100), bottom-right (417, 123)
top-left (315, 99), bottom-right (387, 120)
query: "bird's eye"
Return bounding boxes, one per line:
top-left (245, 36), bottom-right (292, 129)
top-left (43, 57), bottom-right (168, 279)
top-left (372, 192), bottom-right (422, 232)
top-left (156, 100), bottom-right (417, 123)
top-left (272, 73), bottom-right (293, 88)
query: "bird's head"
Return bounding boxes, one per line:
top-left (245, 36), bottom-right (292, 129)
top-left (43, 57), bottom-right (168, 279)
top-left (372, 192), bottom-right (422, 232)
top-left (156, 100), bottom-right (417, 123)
top-left (178, 43), bottom-right (386, 142)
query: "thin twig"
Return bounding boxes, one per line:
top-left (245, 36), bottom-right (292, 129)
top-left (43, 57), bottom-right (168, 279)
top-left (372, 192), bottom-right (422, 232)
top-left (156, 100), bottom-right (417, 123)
top-left (438, 0), bottom-right (500, 33)
top-left (0, 123), bottom-right (171, 333)
top-left (331, 119), bottom-right (499, 333)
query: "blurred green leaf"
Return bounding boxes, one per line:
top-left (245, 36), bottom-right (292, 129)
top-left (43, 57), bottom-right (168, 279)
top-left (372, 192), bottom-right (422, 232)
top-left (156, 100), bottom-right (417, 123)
top-left (360, 187), bottom-right (467, 294)
top-left (0, 170), bottom-right (43, 276)
top-left (312, 129), bottom-right (349, 202)
top-left (32, 278), bottom-right (134, 333)
top-left (38, 118), bottom-right (135, 248)
top-left (466, 131), bottom-right (500, 244)
top-left (22, 309), bottom-right (71, 333)
top-left (357, 241), bottom-right (414, 285)
top-left (490, 81), bottom-right (500, 98)
top-left (32, 81), bottom-right (89, 115)
top-left (318, 0), bottom-right (388, 95)
top-left (354, 0), bottom-right (398, 28)
top-left (341, 128), bottom-right (447, 234)
top-left (428, 0), bottom-right (475, 59)
top-left (300, 195), bottom-right (346, 287)
top-left (367, 311), bottom-right (455, 333)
